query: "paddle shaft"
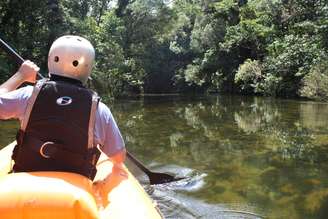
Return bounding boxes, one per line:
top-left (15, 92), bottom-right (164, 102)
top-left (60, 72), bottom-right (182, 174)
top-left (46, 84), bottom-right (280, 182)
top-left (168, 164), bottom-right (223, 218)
top-left (0, 37), bottom-right (180, 185)
top-left (127, 151), bottom-right (182, 184)
top-left (0, 37), bottom-right (44, 79)
top-left (126, 151), bottom-right (152, 175)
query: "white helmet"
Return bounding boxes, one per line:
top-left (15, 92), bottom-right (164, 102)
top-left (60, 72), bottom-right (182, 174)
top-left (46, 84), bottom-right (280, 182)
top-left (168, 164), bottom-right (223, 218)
top-left (48, 35), bottom-right (95, 84)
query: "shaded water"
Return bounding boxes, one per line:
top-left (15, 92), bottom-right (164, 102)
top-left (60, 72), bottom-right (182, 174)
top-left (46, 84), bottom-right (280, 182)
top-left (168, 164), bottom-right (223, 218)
top-left (1, 95), bottom-right (328, 218)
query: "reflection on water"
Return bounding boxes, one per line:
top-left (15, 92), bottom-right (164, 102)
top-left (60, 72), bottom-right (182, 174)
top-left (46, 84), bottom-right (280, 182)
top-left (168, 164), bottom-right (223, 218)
top-left (2, 95), bottom-right (328, 218)
top-left (299, 102), bottom-right (328, 132)
top-left (234, 97), bottom-right (281, 134)
top-left (113, 95), bottom-right (328, 219)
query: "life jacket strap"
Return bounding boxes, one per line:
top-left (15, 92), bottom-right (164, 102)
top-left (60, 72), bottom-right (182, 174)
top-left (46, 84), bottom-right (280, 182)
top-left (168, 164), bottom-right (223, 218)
top-left (13, 131), bottom-right (100, 179)
top-left (28, 134), bottom-right (98, 167)
top-left (21, 79), bottom-right (48, 131)
top-left (87, 94), bottom-right (100, 149)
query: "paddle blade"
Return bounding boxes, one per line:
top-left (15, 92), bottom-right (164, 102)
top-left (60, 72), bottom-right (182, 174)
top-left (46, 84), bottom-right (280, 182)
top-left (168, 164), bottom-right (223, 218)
top-left (148, 171), bottom-right (184, 185)
top-left (126, 151), bottom-right (184, 185)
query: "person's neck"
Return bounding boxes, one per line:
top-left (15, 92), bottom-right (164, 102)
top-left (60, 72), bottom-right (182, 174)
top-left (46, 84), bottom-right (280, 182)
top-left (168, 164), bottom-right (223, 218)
top-left (50, 74), bottom-right (84, 87)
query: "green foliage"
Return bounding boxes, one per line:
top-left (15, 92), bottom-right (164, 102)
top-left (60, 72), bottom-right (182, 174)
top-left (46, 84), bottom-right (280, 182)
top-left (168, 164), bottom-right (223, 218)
top-left (184, 63), bottom-right (204, 86)
top-left (300, 56), bottom-right (328, 101)
top-left (235, 59), bottom-right (262, 93)
top-left (213, 0), bottom-right (239, 23)
top-left (221, 18), bottom-right (273, 62)
top-left (260, 74), bottom-right (282, 96)
top-left (0, 0), bottom-right (327, 100)
top-left (263, 34), bottom-right (323, 96)
top-left (0, 55), bottom-right (12, 82)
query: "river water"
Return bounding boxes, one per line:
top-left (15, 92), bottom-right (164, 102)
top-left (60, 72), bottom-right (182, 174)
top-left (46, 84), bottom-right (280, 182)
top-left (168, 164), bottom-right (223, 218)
top-left (1, 95), bottom-right (328, 219)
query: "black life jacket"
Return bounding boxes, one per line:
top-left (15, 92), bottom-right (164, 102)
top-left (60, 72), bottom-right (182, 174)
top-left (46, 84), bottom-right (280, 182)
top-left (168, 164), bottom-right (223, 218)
top-left (12, 78), bottom-right (101, 180)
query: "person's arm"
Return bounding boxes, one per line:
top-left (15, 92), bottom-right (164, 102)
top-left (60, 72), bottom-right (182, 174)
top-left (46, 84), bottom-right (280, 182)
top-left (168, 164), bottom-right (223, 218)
top-left (110, 148), bottom-right (126, 163)
top-left (95, 102), bottom-right (126, 168)
top-left (93, 149), bottom-right (127, 205)
top-left (108, 148), bottom-right (126, 172)
top-left (93, 103), bottom-right (127, 186)
top-left (0, 60), bottom-right (39, 95)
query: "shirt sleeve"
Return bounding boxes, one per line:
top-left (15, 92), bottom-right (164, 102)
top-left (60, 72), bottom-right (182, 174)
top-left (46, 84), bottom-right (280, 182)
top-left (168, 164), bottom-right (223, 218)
top-left (94, 102), bottom-right (125, 157)
top-left (0, 86), bottom-right (33, 121)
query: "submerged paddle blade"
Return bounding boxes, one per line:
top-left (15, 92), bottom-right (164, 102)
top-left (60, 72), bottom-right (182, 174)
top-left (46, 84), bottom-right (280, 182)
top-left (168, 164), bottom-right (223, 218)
top-left (149, 172), bottom-right (185, 185)
top-left (126, 151), bottom-right (184, 185)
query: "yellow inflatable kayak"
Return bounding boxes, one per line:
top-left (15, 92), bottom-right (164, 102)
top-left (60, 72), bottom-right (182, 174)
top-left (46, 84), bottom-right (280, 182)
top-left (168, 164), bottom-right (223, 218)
top-left (0, 142), bottom-right (163, 219)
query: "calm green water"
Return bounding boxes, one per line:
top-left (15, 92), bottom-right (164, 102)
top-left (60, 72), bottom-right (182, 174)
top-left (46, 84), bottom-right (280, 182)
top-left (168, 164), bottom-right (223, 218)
top-left (2, 95), bottom-right (328, 219)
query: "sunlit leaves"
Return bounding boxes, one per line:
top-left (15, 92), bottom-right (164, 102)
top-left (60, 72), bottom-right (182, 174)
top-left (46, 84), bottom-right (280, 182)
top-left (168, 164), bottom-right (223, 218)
top-left (263, 35), bottom-right (323, 96)
top-left (300, 56), bottom-right (328, 101)
top-left (0, 0), bottom-right (327, 99)
top-left (235, 59), bottom-right (262, 93)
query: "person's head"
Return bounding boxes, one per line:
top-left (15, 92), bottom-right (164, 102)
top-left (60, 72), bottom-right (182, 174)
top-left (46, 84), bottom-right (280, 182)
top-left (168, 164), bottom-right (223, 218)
top-left (48, 35), bottom-right (95, 84)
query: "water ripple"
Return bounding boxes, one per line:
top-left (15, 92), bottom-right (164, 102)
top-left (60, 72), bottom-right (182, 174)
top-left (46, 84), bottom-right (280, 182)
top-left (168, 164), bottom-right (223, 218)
top-left (144, 166), bottom-right (264, 219)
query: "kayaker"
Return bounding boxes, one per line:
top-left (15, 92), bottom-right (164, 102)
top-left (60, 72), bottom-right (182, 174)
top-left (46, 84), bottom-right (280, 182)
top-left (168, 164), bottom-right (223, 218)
top-left (0, 35), bottom-right (126, 181)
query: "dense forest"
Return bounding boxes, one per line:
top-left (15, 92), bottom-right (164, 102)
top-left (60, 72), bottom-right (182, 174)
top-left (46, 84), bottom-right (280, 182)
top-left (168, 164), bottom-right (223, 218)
top-left (0, 0), bottom-right (327, 100)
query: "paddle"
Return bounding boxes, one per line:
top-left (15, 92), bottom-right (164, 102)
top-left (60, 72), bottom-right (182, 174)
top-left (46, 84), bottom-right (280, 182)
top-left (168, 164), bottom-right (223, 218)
top-left (0, 37), bottom-right (182, 185)
top-left (0, 38), bottom-right (44, 79)
top-left (126, 151), bottom-right (184, 184)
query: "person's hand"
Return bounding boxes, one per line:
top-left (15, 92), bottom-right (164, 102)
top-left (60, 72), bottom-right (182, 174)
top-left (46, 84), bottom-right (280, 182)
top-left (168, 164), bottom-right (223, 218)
top-left (112, 163), bottom-right (128, 177)
top-left (17, 60), bottom-right (39, 83)
top-left (92, 163), bottom-right (128, 207)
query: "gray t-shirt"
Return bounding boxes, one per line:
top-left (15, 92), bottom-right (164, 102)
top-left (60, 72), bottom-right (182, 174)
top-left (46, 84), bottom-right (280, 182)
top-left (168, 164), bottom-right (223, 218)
top-left (0, 85), bottom-right (125, 157)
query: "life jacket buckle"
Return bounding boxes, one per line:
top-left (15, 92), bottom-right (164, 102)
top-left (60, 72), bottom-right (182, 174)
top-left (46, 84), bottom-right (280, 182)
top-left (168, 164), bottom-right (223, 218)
top-left (40, 142), bottom-right (55, 159)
